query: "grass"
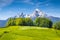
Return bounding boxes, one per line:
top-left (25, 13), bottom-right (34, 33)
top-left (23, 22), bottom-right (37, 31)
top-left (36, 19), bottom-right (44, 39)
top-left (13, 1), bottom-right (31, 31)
top-left (0, 26), bottom-right (60, 40)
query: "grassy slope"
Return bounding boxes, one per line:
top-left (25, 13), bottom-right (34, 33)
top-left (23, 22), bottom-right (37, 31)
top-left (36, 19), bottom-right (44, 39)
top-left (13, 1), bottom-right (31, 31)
top-left (0, 26), bottom-right (60, 40)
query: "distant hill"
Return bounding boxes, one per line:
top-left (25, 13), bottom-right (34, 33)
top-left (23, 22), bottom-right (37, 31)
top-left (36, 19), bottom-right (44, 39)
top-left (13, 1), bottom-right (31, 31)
top-left (0, 20), bottom-right (7, 27)
top-left (47, 16), bottom-right (60, 23)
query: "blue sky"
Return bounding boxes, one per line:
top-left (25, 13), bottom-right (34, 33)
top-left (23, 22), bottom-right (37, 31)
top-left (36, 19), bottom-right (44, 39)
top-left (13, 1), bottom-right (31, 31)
top-left (0, 0), bottom-right (60, 20)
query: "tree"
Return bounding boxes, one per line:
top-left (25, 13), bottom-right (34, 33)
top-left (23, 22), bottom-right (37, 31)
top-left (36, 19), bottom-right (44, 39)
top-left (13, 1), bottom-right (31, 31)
top-left (6, 18), bottom-right (16, 27)
top-left (18, 18), bottom-right (25, 26)
top-left (15, 18), bottom-right (34, 26)
top-left (6, 18), bottom-right (12, 27)
top-left (34, 17), bottom-right (41, 26)
top-left (53, 21), bottom-right (60, 30)
top-left (34, 17), bottom-right (53, 28)
top-left (24, 18), bottom-right (34, 26)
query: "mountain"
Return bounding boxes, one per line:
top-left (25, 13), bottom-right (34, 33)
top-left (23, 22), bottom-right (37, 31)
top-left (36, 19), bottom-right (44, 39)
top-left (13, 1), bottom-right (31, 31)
top-left (0, 9), bottom-right (60, 27)
top-left (14, 8), bottom-right (60, 22)
top-left (25, 9), bottom-right (47, 20)
top-left (31, 9), bottom-right (47, 17)
top-left (47, 16), bottom-right (60, 23)
top-left (25, 9), bottom-right (60, 22)
top-left (14, 12), bottom-right (25, 18)
top-left (14, 9), bottom-right (47, 18)
top-left (0, 20), bottom-right (7, 27)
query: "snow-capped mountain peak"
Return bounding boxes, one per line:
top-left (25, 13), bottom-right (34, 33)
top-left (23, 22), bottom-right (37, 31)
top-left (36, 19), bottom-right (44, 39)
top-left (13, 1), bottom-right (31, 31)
top-left (30, 9), bottom-right (47, 18)
top-left (14, 9), bottom-right (47, 19)
top-left (35, 9), bottom-right (40, 12)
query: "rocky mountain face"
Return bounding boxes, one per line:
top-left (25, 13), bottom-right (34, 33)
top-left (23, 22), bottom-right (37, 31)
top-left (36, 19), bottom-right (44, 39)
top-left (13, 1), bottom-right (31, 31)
top-left (47, 16), bottom-right (60, 23)
top-left (25, 9), bottom-right (47, 20)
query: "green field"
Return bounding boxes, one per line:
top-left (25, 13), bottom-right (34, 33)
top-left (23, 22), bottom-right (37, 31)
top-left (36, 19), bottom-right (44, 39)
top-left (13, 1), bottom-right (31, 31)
top-left (0, 26), bottom-right (60, 40)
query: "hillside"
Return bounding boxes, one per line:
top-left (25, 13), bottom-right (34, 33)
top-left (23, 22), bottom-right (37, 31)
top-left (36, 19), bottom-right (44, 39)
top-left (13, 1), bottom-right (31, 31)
top-left (0, 26), bottom-right (60, 40)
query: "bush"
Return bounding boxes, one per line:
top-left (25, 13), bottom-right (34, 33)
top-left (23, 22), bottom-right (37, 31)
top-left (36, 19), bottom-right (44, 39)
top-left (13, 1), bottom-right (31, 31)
top-left (6, 17), bottom-right (53, 28)
top-left (34, 17), bottom-right (53, 28)
top-left (15, 18), bottom-right (25, 26)
top-left (15, 18), bottom-right (34, 26)
top-left (53, 21), bottom-right (60, 30)
top-left (6, 18), bottom-right (16, 27)
top-left (24, 18), bottom-right (34, 26)
top-left (6, 18), bottom-right (34, 26)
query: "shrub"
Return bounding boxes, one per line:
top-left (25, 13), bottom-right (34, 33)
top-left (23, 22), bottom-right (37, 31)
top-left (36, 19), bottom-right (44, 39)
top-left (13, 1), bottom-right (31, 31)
top-left (34, 17), bottom-right (53, 28)
top-left (6, 18), bottom-right (16, 27)
top-left (24, 18), bottom-right (34, 26)
top-left (53, 21), bottom-right (60, 30)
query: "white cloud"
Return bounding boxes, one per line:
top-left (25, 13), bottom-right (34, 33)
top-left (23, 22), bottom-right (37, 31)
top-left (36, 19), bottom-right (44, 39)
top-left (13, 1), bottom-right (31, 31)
top-left (15, 0), bottom-right (50, 7)
top-left (15, 0), bottom-right (34, 5)
top-left (0, 10), bottom-right (17, 20)
top-left (23, 0), bottom-right (34, 5)
top-left (0, 16), bottom-right (8, 20)
top-left (35, 0), bottom-right (50, 8)
top-left (0, 0), bottom-right (14, 8)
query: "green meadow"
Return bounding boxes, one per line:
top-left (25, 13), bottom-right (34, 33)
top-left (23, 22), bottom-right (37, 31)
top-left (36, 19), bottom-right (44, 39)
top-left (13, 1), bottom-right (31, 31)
top-left (0, 26), bottom-right (60, 40)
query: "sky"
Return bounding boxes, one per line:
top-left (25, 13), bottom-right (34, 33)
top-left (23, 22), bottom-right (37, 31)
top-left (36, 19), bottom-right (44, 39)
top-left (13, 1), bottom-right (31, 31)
top-left (0, 0), bottom-right (60, 20)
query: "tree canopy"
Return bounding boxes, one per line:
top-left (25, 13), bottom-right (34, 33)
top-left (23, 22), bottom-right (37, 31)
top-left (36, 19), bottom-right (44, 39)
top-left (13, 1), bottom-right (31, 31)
top-left (34, 17), bottom-right (53, 28)
top-left (6, 17), bottom-right (53, 28)
top-left (53, 21), bottom-right (60, 30)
